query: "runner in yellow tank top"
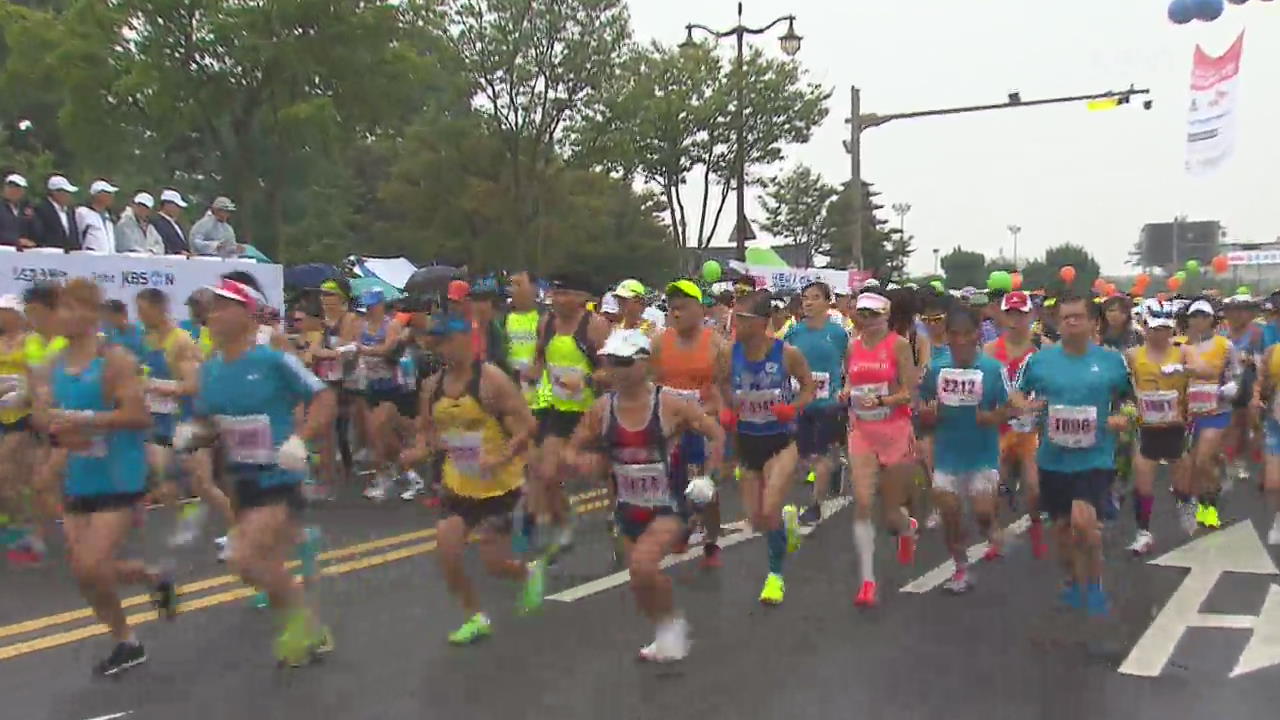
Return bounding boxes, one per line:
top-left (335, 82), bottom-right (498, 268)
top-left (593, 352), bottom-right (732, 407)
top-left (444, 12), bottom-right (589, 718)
top-left (1251, 339), bottom-right (1280, 545)
top-left (0, 296), bottom-right (36, 559)
top-left (1180, 298), bottom-right (1240, 530)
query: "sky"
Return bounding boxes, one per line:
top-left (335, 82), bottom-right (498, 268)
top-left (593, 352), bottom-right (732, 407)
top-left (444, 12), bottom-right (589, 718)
top-left (626, 0), bottom-right (1280, 275)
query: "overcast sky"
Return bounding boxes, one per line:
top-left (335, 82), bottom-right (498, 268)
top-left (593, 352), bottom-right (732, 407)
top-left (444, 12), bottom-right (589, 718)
top-left (627, 0), bottom-right (1280, 274)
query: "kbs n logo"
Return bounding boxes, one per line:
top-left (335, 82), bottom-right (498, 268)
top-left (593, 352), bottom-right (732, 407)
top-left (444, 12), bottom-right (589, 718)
top-left (120, 269), bottom-right (175, 287)
top-left (11, 266), bottom-right (68, 282)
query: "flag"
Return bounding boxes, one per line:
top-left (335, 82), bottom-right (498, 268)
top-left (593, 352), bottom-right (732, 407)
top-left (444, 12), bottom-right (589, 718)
top-left (1087, 97), bottom-right (1120, 111)
top-left (1187, 31), bottom-right (1244, 176)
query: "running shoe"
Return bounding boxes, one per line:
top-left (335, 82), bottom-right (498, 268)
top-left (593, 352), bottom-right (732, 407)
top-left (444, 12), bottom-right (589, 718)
top-left (518, 559), bottom-right (545, 615)
top-left (1199, 504), bottom-right (1222, 530)
top-left (1127, 530), bottom-right (1154, 556)
top-left (399, 470), bottom-right (425, 501)
top-left (943, 567), bottom-right (972, 594)
top-left (925, 509), bottom-right (940, 530)
top-left (7, 534), bottom-right (46, 568)
top-left (1085, 584), bottom-right (1110, 618)
top-left (274, 610), bottom-right (326, 667)
top-left (854, 580), bottom-right (878, 608)
top-left (168, 502), bottom-right (207, 547)
top-left (363, 475), bottom-right (388, 501)
top-left (805, 470), bottom-right (816, 484)
top-left (798, 503), bottom-right (822, 527)
top-left (1178, 501), bottom-right (1199, 536)
top-left (1028, 519), bottom-right (1047, 560)
top-left (700, 544), bottom-right (722, 570)
top-left (94, 641), bottom-right (146, 677)
top-left (152, 573), bottom-right (178, 621)
top-left (896, 515), bottom-right (918, 566)
top-left (638, 615), bottom-right (690, 663)
top-left (448, 613), bottom-right (493, 646)
top-left (215, 534), bottom-right (231, 563)
top-left (1267, 518), bottom-right (1280, 546)
top-left (981, 544), bottom-right (1003, 562)
top-left (782, 504), bottom-right (801, 553)
top-left (1058, 581), bottom-right (1084, 610)
top-left (759, 572), bottom-right (785, 605)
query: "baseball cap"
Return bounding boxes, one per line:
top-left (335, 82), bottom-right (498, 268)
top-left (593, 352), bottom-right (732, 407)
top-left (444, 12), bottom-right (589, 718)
top-left (319, 279), bottom-right (348, 299)
top-left (47, 175), bottom-right (78, 193)
top-left (133, 192), bottom-right (155, 209)
top-left (855, 292), bottom-right (890, 314)
top-left (211, 196), bottom-right (237, 212)
top-left (1142, 299), bottom-right (1176, 329)
top-left (549, 273), bottom-right (592, 294)
top-left (207, 277), bottom-right (266, 312)
top-left (89, 179), bottom-right (119, 195)
top-left (1001, 291), bottom-right (1032, 313)
top-left (427, 313), bottom-right (470, 336)
top-left (598, 329), bottom-right (651, 359)
top-left (360, 288), bottom-right (386, 308)
top-left (968, 292), bottom-right (991, 307)
top-left (159, 188), bottom-right (188, 208)
top-left (600, 293), bottom-right (620, 315)
top-left (665, 279), bottom-right (703, 303)
top-left (447, 280), bottom-right (471, 302)
top-left (735, 291), bottom-right (774, 318)
top-left (0, 294), bottom-right (23, 312)
top-left (4, 174), bottom-right (28, 189)
top-left (614, 279), bottom-right (646, 299)
top-left (1187, 299), bottom-right (1215, 316)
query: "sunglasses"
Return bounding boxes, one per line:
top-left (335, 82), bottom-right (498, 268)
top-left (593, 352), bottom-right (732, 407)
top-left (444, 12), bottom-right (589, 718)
top-left (603, 355), bottom-right (637, 368)
top-left (856, 309), bottom-right (885, 318)
top-left (733, 311), bottom-right (766, 320)
top-left (921, 313), bottom-right (945, 322)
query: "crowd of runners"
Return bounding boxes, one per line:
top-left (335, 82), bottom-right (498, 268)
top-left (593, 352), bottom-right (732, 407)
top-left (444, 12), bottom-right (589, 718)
top-left (3, 267), bottom-right (1280, 674)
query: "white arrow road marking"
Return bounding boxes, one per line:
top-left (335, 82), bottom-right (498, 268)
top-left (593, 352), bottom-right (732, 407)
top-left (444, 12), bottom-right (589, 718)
top-left (549, 497), bottom-right (851, 603)
top-left (899, 514), bottom-right (1031, 594)
top-left (1119, 521), bottom-right (1280, 677)
top-left (82, 712), bottom-right (132, 720)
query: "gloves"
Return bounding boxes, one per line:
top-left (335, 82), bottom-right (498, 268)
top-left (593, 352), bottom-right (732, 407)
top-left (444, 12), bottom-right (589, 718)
top-left (1219, 381), bottom-right (1239, 401)
top-left (719, 408), bottom-right (738, 430)
top-left (684, 475), bottom-right (716, 505)
top-left (277, 434), bottom-right (309, 472)
top-left (1160, 364), bottom-right (1185, 376)
top-left (771, 403), bottom-right (798, 424)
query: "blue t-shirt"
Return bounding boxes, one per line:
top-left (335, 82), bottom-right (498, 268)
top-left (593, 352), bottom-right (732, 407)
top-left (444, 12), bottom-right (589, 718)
top-left (197, 345), bottom-right (325, 488)
top-left (921, 354), bottom-right (1007, 474)
top-left (784, 319), bottom-right (848, 409)
top-left (1019, 343), bottom-right (1130, 473)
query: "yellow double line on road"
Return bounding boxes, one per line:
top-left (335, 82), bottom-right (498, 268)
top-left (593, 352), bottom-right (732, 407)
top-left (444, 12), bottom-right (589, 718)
top-left (0, 489), bottom-right (611, 662)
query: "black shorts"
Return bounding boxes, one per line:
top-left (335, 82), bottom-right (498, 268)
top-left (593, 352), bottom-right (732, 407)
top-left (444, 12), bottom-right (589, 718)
top-left (538, 409), bottom-right (583, 441)
top-left (64, 491), bottom-right (146, 515)
top-left (1234, 364), bottom-right (1256, 410)
top-left (795, 405), bottom-right (842, 458)
top-left (1139, 425), bottom-right (1185, 463)
top-left (365, 388), bottom-right (403, 409)
top-left (441, 489), bottom-right (521, 533)
top-left (394, 392), bottom-right (421, 419)
top-left (1040, 468), bottom-right (1113, 521)
top-left (615, 503), bottom-right (688, 542)
top-left (1, 416), bottom-right (31, 434)
top-left (233, 479), bottom-right (304, 515)
top-left (150, 433), bottom-right (173, 448)
top-left (736, 432), bottom-right (794, 473)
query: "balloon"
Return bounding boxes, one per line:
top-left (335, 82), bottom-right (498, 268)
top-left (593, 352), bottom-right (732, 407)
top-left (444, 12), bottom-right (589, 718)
top-left (987, 270), bottom-right (1012, 292)
top-left (1093, 277), bottom-right (1106, 292)
top-left (1059, 266), bottom-right (1076, 284)
top-left (930, 279), bottom-right (944, 292)
top-left (1135, 273), bottom-right (1151, 288)
top-left (1168, 275), bottom-right (1183, 291)
top-left (701, 260), bottom-right (722, 283)
top-left (1010, 272), bottom-right (1023, 290)
top-left (1212, 255), bottom-right (1229, 274)
top-left (1237, 285), bottom-right (1251, 296)
top-left (1107, 283), bottom-right (1117, 295)
top-left (1175, 270), bottom-right (1186, 281)
top-left (1192, 0), bottom-right (1225, 21)
top-left (1168, 0), bottom-right (1196, 24)
top-left (1184, 259), bottom-right (1200, 275)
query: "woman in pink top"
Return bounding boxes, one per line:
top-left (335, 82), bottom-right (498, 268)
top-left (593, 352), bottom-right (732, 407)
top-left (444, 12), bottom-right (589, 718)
top-left (840, 292), bottom-right (920, 609)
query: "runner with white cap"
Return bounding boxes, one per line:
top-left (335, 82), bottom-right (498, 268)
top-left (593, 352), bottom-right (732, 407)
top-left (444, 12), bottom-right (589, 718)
top-left (1180, 296), bottom-right (1240, 531)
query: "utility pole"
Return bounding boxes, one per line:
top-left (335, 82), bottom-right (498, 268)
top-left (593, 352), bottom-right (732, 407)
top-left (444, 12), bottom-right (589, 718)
top-left (847, 86), bottom-right (863, 271)
top-left (932, 247), bottom-right (940, 275)
top-left (1007, 224), bottom-right (1022, 268)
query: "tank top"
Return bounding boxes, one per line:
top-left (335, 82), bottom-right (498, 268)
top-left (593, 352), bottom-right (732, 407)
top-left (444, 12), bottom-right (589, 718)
top-left (1267, 348), bottom-right (1280, 424)
top-left (1130, 344), bottom-right (1187, 426)
top-left (731, 339), bottom-right (789, 436)
top-left (430, 361), bottom-right (524, 499)
top-left (991, 335), bottom-right (1037, 433)
top-left (0, 335), bottom-right (28, 424)
top-left (314, 315), bottom-right (346, 383)
top-left (52, 353), bottom-right (146, 498)
top-left (655, 327), bottom-right (715, 408)
top-left (506, 310), bottom-right (547, 409)
top-left (24, 333), bottom-right (67, 368)
top-left (543, 315), bottom-right (595, 413)
top-left (605, 386), bottom-right (681, 508)
top-left (1185, 334), bottom-right (1232, 416)
top-left (140, 327), bottom-right (192, 420)
top-left (847, 332), bottom-right (909, 423)
top-left (359, 316), bottom-right (397, 392)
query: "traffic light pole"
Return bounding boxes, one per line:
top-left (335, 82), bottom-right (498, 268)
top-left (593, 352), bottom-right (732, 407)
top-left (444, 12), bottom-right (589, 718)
top-left (843, 84), bottom-right (1151, 272)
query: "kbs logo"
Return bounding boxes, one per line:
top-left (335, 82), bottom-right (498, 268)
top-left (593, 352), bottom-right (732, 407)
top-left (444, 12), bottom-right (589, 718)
top-left (120, 269), bottom-right (175, 286)
top-left (11, 266), bottom-right (68, 282)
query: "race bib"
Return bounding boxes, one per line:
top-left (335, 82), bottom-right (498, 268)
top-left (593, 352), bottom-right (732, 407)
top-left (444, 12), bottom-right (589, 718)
top-left (146, 380), bottom-right (179, 415)
top-left (1008, 392), bottom-right (1038, 433)
top-left (443, 431), bottom-right (485, 478)
top-left (738, 388), bottom-right (782, 423)
top-left (849, 382), bottom-right (889, 421)
top-left (937, 368), bottom-right (983, 407)
top-left (665, 387), bottom-right (702, 408)
top-left (614, 462), bottom-right (673, 507)
top-left (1137, 390), bottom-right (1180, 425)
top-left (361, 356), bottom-right (394, 382)
top-left (314, 358), bottom-right (342, 383)
top-left (61, 410), bottom-right (107, 458)
top-left (791, 372), bottom-right (831, 400)
top-left (214, 414), bottom-right (274, 464)
top-left (549, 365), bottom-right (585, 402)
top-left (1047, 405), bottom-right (1097, 449)
top-left (1187, 382), bottom-right (1219, 415)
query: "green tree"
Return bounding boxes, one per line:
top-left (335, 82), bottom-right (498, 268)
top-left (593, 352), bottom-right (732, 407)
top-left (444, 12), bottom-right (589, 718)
top-left (941, 247), bottom-right (987, 289)
top-left (822, 180), bottom-right (905, 277)
top-left (759, 164), bottom-right (837, 267)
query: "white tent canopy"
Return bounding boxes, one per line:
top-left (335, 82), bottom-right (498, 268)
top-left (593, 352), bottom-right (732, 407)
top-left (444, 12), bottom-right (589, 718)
top-left (348, 255), bottom-right (417, 290)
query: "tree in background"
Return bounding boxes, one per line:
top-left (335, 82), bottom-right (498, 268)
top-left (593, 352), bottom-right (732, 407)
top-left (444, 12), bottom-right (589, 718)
top-left (822, 180), bottom-right (908, 279)
top-left (760, 164), bottom-right (837, 267)
top-left (1022, 243), bottom-right (1101, 295)
top-left (940, 248), bottom-right (987, 289)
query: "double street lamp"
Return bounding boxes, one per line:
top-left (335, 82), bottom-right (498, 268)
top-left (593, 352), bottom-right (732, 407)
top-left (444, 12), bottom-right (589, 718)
top-left (1006, 224), bottom-right (1022, 268)
top-left (681, 3), bottom-right (802, 260)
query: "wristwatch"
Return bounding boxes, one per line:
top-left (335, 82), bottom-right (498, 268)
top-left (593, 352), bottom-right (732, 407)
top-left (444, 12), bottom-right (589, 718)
top-left (875, 395), bottom-right (885, 407)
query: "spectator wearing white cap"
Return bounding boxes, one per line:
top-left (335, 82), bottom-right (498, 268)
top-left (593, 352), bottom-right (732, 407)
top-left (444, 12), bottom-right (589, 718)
top-left (115, 191), bottom-right (164, 254)
top-left (74, 179), bottom-right (119, 253)
top-left (190, 195), bottom-right (241, 257)
top-left (30, 174), bottom-right (79, 250)
top-left (0, 173), bottom-right (34, 248)
top-left (152, 188), bottom-right (189, 255)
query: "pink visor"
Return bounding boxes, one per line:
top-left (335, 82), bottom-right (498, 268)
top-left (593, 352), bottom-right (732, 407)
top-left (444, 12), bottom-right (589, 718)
top-left (208, 278), bottom-right (267, 312)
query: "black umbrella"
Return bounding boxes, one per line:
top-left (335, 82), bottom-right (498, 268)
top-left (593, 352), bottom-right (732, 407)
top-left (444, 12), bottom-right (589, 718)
top-left (284, 263), bottom-right (341, 289)
top-left (403, 265), bottom-right (463, 296)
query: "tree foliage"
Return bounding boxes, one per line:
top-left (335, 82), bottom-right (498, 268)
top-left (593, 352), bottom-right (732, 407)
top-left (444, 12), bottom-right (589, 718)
top-left (941, 248), bottom-right (987, 289)
top-left (760, 164), bottom-right (836, 267)
top-left (821, 181), bottom-right (910, 279)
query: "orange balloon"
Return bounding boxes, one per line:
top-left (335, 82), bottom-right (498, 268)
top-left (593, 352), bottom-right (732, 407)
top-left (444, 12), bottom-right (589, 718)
top-left (1212, 255), bottom-right (1229, 274)
top-left (1010, 272), bottom-right (1023, 290)
top-left (1106, 283), bottom-right (1117, 295)
top-left (1168, 275), bottom-right (1182, 291)
top-left (1135, 273), bottom-right (1151, 288)
top-left (1060, 265), bottom-right (1076, 284)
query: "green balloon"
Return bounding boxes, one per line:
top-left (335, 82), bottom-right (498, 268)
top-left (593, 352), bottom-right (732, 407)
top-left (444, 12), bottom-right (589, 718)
top-left (1174, 271), bottom-right (1186, 281)
top-left (701, 260), bottom-right (722, 283)
top-left (930, 279), bottom-right (945, 291)
top-left (1237, 285), bottom-right (1251, 296)
top-left (1185, 259), bottom-right (1200, 275)
top-left (987, 270), bottom-right (1012, 292)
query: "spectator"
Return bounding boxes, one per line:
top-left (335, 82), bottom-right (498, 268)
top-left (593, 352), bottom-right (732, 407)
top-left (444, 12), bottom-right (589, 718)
top-left (0, 173), bottom-right (34, 248)
top-left (74, 179), bottom-right (119, 253)
top-left (30, 174), bottom-right (79, 250)
top-left (190, 195), bottom-right (241, 256)
top-left (114, 191), bottom-right (164, 254)
top-left (152, 188), bottom-right (189, 255)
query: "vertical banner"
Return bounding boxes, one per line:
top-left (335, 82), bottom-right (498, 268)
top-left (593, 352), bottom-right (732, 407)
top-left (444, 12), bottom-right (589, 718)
top-left (1186, 32), bottom-right (1244, 177)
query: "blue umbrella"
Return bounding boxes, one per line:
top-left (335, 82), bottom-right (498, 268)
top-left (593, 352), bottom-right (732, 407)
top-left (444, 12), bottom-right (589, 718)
top-left (284, 263), bottom-right (341, 289)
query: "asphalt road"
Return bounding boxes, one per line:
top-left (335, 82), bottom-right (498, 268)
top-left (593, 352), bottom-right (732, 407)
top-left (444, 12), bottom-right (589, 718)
top-left (3, 471), bottom-right (1280, 720)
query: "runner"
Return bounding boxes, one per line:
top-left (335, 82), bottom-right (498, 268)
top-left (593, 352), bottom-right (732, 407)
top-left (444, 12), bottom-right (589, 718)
top-left (399, 313), bottom-right (544, 645)
top-left (614, 279), bottom-right (657, 333)
top-left (180, 289), bottom-right (216, 358)
top-left (0, 294), bottom-right (37, 565)
top-left (650, 279), bottom-right (729, 566)
top-left (354, 288), bottom-right (408, 500)
top-left (1180, 297), bottom-right (1240, 531)
top-left (1013, 293), bottom-right (1131, 616)
top-left (1220, 294), bottom-right (1263, 486)
top-left (1252, 331), bottom-right (1280, 545)
top-left (182, 272), bottom-right (335, 666)
top-left (919, 305), bottom-right (1009, 593)
top-left (721, 290), bottom-right (813, 605)
top-left (31, 278), bottom-right (176, 675)
top-left (566, 328), bottom-right (725, 661)
top-left (784, 281), bottom-right (848, 526)
top-left (985, 290), bottom-right (1047, 559)
top-left (1124, 299), bottom-right (1189, 555)
top-left (844, 291), bottom-right (919, 608)
top-left (313, 279), bottom-right (360, 486)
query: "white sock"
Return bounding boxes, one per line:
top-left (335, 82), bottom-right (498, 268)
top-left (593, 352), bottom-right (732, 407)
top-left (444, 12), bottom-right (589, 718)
top-left (1271, 512), bottom-right (1280, 532)
top-left (854, 519), bottom-right (875, 583)
top-left (900, 507), bottom-right (914, 536)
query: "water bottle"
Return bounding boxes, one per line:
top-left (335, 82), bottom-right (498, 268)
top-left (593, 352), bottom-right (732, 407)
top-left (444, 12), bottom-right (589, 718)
top-left (398, 353), bottom-right (417, 390)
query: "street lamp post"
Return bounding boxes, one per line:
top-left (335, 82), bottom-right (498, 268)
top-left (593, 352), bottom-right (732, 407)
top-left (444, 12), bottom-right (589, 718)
top-left (682, 3), bottom-right (801, 261)
top-left (932, 248), bottom-right (940, 276)
top-left (1007, 224), bottom-right (1022, 267)
top-left (892, 202), bottom-right (912, 244)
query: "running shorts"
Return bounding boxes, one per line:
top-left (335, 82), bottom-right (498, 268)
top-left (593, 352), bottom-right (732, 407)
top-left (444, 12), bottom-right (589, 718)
top-left (64, 492), bottom-right (145, 515)
top-left (1138, 425), bottom-right (1185, 462)
top-left (933, 468), bottom-right (999, 497)
top-left (614, 502), bottom-right (688, 542)
top-left (1039, 468), bottom-right (1112, 520)
top-left (365, 388), bottom-right (402, 409)
top-left (394, 391), bottom-right (420, 419)
top-left (1191, 411), bottom-right (1232, 439)
top-left (848, 416), bottom-right (915, 467)
top-left (735, 432), bottom-right (793, 473)
top-left (1, 416), bottom-right (30, 434)
top-left (538, 409), bottom-right (583, 441)
top-left (795, 405), bottom-right (842, 458)
top-left (680, 431), bottom-right (707, 469)
top-left (1265, 419), bottom-right (1280, 457)
top-left (441, 488), bottom-right (520, 533)
top-left (233, 478), bottom-right (304, 515)
top-left (999, 431), bottom-right (1037, 460)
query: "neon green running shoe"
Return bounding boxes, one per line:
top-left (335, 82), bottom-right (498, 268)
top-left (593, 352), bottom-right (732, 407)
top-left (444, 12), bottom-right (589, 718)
top-left (805, 471), bottom-right (816, 484)
top-left (274, 610), bottom-right (318, 667)
top-left (518, 559), bottom-right (545, 616)
top-left (759, 572), bottom-right (785, 605)
top-left (782, 504), bottom-right (801, 553)
top-left (1200, 504), bottom-right (1221, 529)
top-left (448, 613), bottom-right (493, 646)
top-left (1194, 503), bottom-right (1208, 528)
